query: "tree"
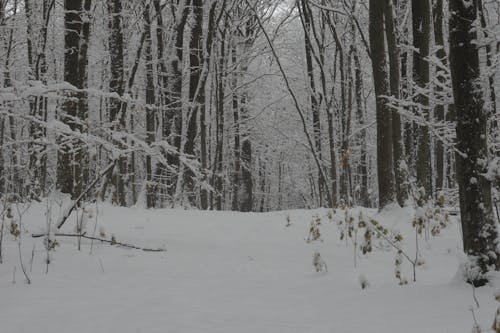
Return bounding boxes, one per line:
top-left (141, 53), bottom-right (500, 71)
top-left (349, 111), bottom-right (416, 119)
top-left (107, 0), bottom-right (126, 206)
top-left (184, 0), bottom-right (204, 206)
top-left (57, 0), bottom-right (90, 199)
top-left (449, 0), bottom-right (499, 286)
top-left (369, 0), bottom-right (396, 208)
top-left (412, 0), bottom-right (432, 199)
top-left (144, 2), bottom-right (156, 208)
top-left (299, 0), bottom-right (324, 206)
top-left (384, 0), bottom-right (408, 206)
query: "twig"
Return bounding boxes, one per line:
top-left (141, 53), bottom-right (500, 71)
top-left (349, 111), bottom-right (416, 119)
top-left (99, 258), bottom-right (105, 273)
top-left (33, 232), bottom-right (166, 253)
top-left (56, 161), bottom-right (116, 230)
top-left (90, 201), bottom-right (99, 255)
top-left (31, 161), bottom-right (116, 239)
top-left (369, 219), bottom-right (417, 281)
top-left (29, 242), bottom-right (35, 273)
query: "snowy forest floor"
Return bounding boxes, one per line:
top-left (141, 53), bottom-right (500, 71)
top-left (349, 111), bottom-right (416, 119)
top-left (0, 203), bottom-right (498, 333)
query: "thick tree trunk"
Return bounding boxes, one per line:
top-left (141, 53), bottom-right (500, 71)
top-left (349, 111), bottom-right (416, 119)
top-left (369, 0), bottom-right (396, 208)
top-left (58, 0), bottom-right (88, 199)
top-left (107, 0), bottom-right (127, 206)
top-left (449, 0), bottom-right (499, 286)
top-left (412, 0), bottom-right (432, 199)
top-left (184, 0), bottom-right (204, 207)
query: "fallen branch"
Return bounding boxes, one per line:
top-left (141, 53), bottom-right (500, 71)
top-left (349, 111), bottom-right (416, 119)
top-left (57, 161), bottom-right (117, 230)
top-left (31, 161), bottom-right (117, 238)
top-left (32, 232), bottom-right (166, 252)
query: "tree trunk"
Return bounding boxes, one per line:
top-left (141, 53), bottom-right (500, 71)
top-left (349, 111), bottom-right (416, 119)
top-left (169, 0), bottom-right (191, 200)
top-left (384, 0), bottom-right (408, 206)
top-left (449, 0), bottom-right (499, 286)
top-left (107, 0), bottom-right (127, 206)
top-left (353, 40), bottom-right (368, 207)
top-left (184, 0), bottom-right (203, 207)
top-left (478, 0), bottom-right (498, 149)
top-left (58, 0), bottom-right (87, 199)
top-left (432, 0), bottom-right (447, 194)
top-left (300, 0), bottom-right (324, 206)
top-left (369, 0), bottom-right (396, 208)
top-left (144, 3), bottom-right (156, 208)
top-left (412, 0), bottom-right (432, 199)
top-left (215, 18), bottom-right (228, 211)
top-left (231, 43), bottom-right (241, 212)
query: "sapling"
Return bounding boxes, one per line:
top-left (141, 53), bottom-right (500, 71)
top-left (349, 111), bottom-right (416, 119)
top-left (394, 234), bottom-right (408, 285)
top-left (306, 215), bottom-right (323, 243)
top-left (312, 251), bottom-right (327, 272)
top-left (306, 216), bottom-right (327, 273)
top-left (14, 201), bottom-right (31, 284)
top-left (359, 274), bottom-right (370, 290)
top-left (90, 201), bottom-right (100, 254)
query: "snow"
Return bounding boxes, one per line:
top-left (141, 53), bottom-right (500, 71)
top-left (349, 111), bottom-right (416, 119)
top-left (0, 203), bottom-right (498, 333)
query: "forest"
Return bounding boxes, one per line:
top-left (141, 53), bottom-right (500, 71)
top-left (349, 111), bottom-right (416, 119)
top-left (0, 0), bottom-right (500, 332)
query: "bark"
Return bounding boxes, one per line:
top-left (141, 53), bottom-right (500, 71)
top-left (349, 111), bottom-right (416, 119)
top-left (384, 0), bottom-right (408, 206)
top-left (300, 0), bottom-right (324, 206)
top-left (449, 0), bottom-right (499, 286)
top-left (215, 17), bottom-right (228, 211)
top-left (353, 41), bottom-right (368, 207)
top-left (107, 0), bottom-right (127, 206)
top-left (58, 0), bottom-right (86, 199)
top-left (369, 0), bottom-right (396, 208)
top-left (328, 15), bottom-right (349, 204)
top-left (183, 0), bottom-right (203, 206)
top-left (478, 0), bottom-right (498, 144)
top-left (238, 13), bottom-right (255, 212)
top-left (231, 44), bottom-right (241, 212)
top-left (432, 0), bottom-right (447, 193)
top-left (168, 0), bottom-right (191, 198)
top-left (144, 3), bottom-right (156, 208)
top-left (412, 0), bottom-right (432, 199)
top-left (26, 0), bottom-right (51, 198)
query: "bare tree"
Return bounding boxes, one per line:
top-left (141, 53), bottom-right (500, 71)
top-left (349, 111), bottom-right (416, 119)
top-left (449, 0), bottom-right (499, 286)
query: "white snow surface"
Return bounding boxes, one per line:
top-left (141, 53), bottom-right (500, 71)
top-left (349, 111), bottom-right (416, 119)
top-left (0, 203), bottom-right (498, 333)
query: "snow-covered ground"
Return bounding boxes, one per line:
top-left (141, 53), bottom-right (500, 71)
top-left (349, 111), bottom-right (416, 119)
top-left (0, 203), bottom-right (497, 333)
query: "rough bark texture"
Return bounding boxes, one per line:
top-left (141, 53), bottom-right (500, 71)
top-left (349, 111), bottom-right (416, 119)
top-left (384, 0), bottom-right (408, 206)
top-left (433, 0), bottom-right (446, 193)
top-left (107, 0), bottom-right (126, 206)
top-left (412, 0), bottom-right (432, 199)
top-left (144, 3), bottom-right (156, 208)
top-left (58, 0), bottom-right (87, 199)
top-left (300, 0), bottom-right (324, 206)
top-left (184, 0), bottom-right (203, 206)
top-left (168, 0), bottom-right (191, 199)
top-left (449, 0), bottom-right (499, 286)
top-left (369, 0), bottom-right (396, 208)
